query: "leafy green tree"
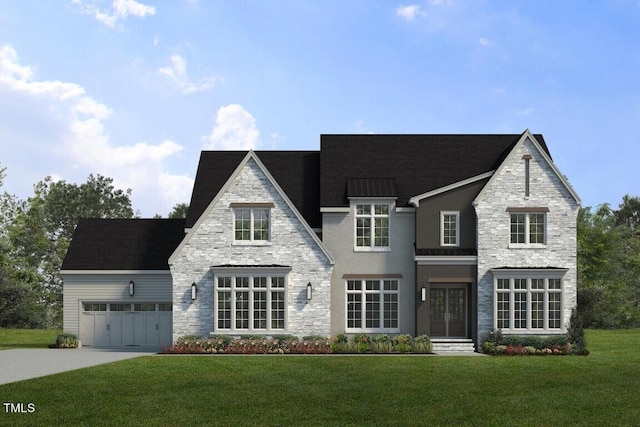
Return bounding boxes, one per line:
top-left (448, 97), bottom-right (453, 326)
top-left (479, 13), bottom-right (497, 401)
top-left (168, 202), bottom-right (189, 219)
top-left (1, 173), bottom-right (135, 328)
top-left (578, 201), bottom-right (640, 328)
top-left (616, 194), bottom-right (640, 232)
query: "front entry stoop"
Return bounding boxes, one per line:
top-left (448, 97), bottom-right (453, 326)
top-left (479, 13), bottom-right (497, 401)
top-left (431, 339), bottom-right (476, 353)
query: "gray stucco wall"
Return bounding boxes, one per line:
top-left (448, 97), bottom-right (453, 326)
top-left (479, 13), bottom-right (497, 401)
top-left (475, 136), bottom-right (579, 343)
top-left (169, 157), bottom-right (333, 341)
top-left (322, 203), bottom-right (415, 336)
top-left (415, 180), bottom-right (488, 249)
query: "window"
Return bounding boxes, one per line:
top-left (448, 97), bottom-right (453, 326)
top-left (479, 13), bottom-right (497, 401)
top-left (509, 212), bottom-right (546, 245)
top-left (84, 303), bottom-right (107, 312)
top-left (346, 279), bottom-right (399, 332)
top-left (234, 208), bottom-right (270, 242)
top-left (494, 276), bottom-right (563, 332)
top-left (215, 274), bottom-right (286, 332)
top-left (355, 204), bottom-right (389, 249)
top-left (441, 211), bottom-right (460, 246)
top-left (134, 303), bottom-right (156, 312)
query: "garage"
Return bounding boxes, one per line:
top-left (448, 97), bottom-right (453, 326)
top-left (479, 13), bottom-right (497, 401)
top-left (80, 302), bottom-right (172, 348)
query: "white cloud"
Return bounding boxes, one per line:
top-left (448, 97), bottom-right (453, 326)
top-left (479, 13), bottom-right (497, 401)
top-left (396, 5), bottom-right (423, 21)
top-left (205, 104), bottom-right (260, 150)
top-left (0, 43), bottom-right (191, 216)
top-left (479, 37), bottom-right (492, 47)
top-left (158, 54), bottom-right (216, 94)
top-left (72, 0), bottom-right (156, 28)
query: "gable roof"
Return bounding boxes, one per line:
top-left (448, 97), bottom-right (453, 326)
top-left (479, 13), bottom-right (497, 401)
top-left (320, 134), bottom-right (549, 207)
top-left (61, 218), bottom-right (186, 271)
top-left (172, 151), bottom-right (334, 266)
top-left (473, 130), bottom-right (580, 206)
top-left (186, 151), bottom-right (321, 229)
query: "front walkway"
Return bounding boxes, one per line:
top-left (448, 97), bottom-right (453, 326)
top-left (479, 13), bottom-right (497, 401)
top-left (0, 348), bottom-right (158, 385)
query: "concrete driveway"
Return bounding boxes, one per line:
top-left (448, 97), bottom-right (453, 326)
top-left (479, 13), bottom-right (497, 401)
top-left (0, 348), bottom-right (159, 385)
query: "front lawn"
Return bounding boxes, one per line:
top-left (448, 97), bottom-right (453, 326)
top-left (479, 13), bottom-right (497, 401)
top-left (1, 330), bottom-right (639, 426)
top-left (0, 328), bottom-right (61, 350)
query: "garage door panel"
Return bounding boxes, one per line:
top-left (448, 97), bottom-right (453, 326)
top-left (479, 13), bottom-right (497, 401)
top-left (81, 302), bottom-right (172, 348)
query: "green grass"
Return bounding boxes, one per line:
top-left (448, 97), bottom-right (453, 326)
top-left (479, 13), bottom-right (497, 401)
top-left (1, 330), bottom-right (639, 426)
top-left (0, 329), bottom-right (61, 350)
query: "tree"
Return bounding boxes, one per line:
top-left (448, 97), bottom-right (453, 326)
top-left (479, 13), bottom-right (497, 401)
top-left (1, 173), bottom-right (135, 328)
top-left (577, 201), bottom-right (640, 328)
top-left (616, 194), bottom-right (640, 232)
top-left (168, 202), bottom-right (189, 219)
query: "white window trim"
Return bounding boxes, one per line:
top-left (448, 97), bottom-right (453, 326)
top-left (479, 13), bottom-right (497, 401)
top-left (213, 272), bottom-right (288, 333)
top-left (233, 207), bottom-right (272, 246)
top-left (509, 212), bottom-right (547, 248)
top-left (353, 201), bottom-right (392, 252)
top-left (492, 270), bottom-right (566, 333)
top-left (440, 211), bottom-right (460, 247)
top-left (345, 278), bottom-right (400, 333)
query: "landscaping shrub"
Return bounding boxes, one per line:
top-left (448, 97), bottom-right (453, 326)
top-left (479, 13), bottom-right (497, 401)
top-left (330, 333), bottom-right (349, 353)
top-left (55, 333), bottom-right (78, 348)
top-left (371, 334), bottom-right (392, 353)
top-left (481, 328), bottom-right (588, 356)
top-left (393, 334), bottom-right (413, 353)
top-left (351, 333), bottom-right (372, 353)
top-left (412, 335), bottom-right (433, 353)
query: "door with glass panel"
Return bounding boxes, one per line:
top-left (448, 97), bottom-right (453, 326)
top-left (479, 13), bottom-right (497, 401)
top-left (429, 286), bottom-right (467, 338)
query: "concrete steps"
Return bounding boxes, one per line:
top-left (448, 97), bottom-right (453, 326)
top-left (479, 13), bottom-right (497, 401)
top-left (431, 339), bottom-right (476, 353)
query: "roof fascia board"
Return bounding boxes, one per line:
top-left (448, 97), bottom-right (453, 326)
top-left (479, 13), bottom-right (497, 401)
top-left (61, 270), bottom-right (170, 275)
top-left (409, 171), bottom-right (494, 207)
top-left (170, 151), bottom-right (335, 265)
top-left (169, 151), bottom-right (254, 265)
top-left (320, 207), bottom-right (350, 213)
top-left (473, 130), bottom-right (581, 207)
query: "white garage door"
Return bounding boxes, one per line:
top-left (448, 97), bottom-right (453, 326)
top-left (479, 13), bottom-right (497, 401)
top-left (81, 302), bottom-right (172, 348)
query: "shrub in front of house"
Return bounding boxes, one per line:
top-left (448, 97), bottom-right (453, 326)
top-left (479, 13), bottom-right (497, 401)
top-left (53, 333), bottom-right (79, 348)
top-left (481, 326), bottom-right (588, 356)
top-left (165, 333), bottom-right (434, 354)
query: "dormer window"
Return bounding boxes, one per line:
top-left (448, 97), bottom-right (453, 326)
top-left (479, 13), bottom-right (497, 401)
top-left (355, 203), bottom-right (390, 250)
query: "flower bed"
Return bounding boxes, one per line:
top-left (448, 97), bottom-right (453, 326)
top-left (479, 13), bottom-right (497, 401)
top-left (164, 333), bottom-right (433, 355)
top-left (163, 335), bottom-right (331, 354)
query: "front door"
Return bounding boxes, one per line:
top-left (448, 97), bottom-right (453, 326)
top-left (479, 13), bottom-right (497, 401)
top-left (429, 286), bottom-right (467, 338)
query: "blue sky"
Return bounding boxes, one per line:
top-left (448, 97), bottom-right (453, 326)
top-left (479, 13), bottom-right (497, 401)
top-left (1, 1), bottom-right (638, 216)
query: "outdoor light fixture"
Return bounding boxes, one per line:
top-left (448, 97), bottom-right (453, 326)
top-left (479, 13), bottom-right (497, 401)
top-left (306, 282), bottom-right (312, 302)
top-left (421, 286), bottom-right (426, 302)
top-left (129, 280), bottom-right (135, 297)
top-left (191, 282), bottom-right (198, 301)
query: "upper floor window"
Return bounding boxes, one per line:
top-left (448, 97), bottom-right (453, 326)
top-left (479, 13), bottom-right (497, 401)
top-left (441, 211), bottom-right (460, 246)
top-left (234, 208), bottom-right (270, 242)
top-left (355, 204), bottom-right (389, 250)
top-left (509, 210), bottom-right (547, 245)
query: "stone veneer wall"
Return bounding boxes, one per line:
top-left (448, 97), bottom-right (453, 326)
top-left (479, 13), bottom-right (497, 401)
top-left (170, 157), bottom-right (333, 341)
top-left (474, 137), bottom-right (579, 343)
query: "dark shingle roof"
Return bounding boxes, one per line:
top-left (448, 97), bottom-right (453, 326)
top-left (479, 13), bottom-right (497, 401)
top-left (61, 218), bottom-right (186, 270)
top-left (186, 151), bottom-right (321, 229)
top-left (320, 134), bottom-right (548, 207)
top-left (415, 248), bottom-right (478, 256)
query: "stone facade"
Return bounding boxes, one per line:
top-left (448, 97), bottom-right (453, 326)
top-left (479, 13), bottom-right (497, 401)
top-left (474, 134), bottom-right (580, 343)
top-left (169, 154), bottom-right (333, 341)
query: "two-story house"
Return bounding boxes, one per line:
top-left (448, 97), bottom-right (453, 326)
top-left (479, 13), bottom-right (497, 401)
top-left (61, 130), bottom-right (580, 351)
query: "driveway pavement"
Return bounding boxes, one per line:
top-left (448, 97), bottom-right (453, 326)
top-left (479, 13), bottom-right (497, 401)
top-left (0, 348), bottom-right (159, 385)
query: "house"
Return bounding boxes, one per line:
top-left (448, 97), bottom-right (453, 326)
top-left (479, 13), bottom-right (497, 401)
top-left (61, 130), bottom-right (580, 351)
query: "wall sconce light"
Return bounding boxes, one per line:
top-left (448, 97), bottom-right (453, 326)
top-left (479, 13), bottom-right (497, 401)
top-left (306, 282), bottom-right (312, 302)
top-left (421, 286), bottom-right (426, 302)
top-left (191, 282), bottom-right (198, 301)
top-left (129, 280), bottom-right (134, 297)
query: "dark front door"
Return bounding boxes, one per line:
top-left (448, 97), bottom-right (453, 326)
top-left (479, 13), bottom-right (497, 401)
top-left (429, 286), bottom-right (467, 338)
